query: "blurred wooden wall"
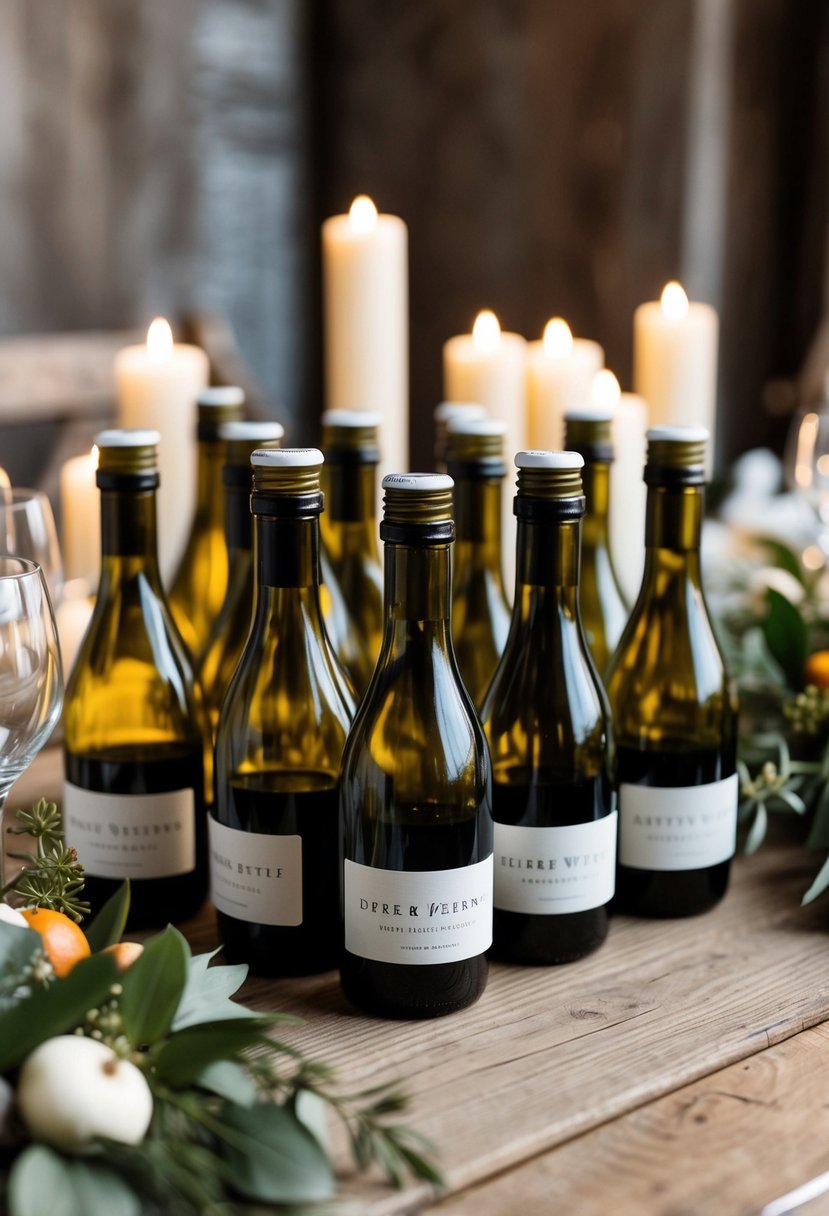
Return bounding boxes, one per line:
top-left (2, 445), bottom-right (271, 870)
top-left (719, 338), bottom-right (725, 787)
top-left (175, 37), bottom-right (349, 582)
top-left (0, 0), bottom-right (826, 476)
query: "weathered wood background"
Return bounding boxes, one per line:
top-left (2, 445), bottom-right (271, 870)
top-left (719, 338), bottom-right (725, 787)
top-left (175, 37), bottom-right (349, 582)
top-left (0, 0), bottom-right (827, 474)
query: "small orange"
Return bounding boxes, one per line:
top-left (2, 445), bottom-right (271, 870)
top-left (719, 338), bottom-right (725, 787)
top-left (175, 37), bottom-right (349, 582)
top-left (21, 909), bottom-right (91, 978)
top-left (103, 941), bottom-right (144, 972)
top-left (805, 651), bottom-right (829, 689)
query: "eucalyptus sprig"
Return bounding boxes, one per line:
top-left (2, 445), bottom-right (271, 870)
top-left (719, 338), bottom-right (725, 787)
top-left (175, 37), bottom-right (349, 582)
top-left (1, 799), bottom-right (90, 922)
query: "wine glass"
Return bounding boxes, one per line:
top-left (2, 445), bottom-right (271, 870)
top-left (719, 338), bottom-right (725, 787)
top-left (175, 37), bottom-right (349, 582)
top-left (0, 489), bottom-right (63, 608)
top-left (0, 558), bottom-right (63, 885)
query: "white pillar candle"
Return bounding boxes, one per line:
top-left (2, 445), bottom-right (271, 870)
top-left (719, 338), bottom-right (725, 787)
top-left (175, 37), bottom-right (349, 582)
top-left (443, 311), bottom-right (527, 582)
top-left (590, 371), bottom-right (649, 605)
top-left (633, 281), bottom-right (718, 458)
top-left (527, 319), bottom-right (604, 450)
top-left (322, 195), bottom-right (409, 484)
top-left (60, 448), bottom-right (100, 590)
top-left (114, 318), bottom-right (209, 583)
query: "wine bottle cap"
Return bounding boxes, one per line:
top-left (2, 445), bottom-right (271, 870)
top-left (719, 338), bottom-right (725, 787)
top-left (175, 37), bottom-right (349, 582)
top-left (196, 386), bottom-right (245, 439)
top-left (221, 421), bottom-right (284, 478)
top-left (433, 402), bottom-right (487, 465)
top-left (94, 429), bottom-right (159, 480)
top-left (381, 472), bottom-right (454, 534)
top-left (251, 448), bottom-right (323, 502)
top-left (321, 411), bottom-right (381, 462)
top-left (646, 426), bottom-right (708, 485)
top-left (563, 410), bottom-right (614, 460)
top-left (197, 386), bottom-right (246, 407)
top-left (446, 416), bottom-right (507, 470)
top-left (514, 450), bottom-right (585, 506)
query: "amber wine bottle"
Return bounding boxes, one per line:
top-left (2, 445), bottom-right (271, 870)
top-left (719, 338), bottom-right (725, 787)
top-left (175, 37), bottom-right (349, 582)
top-left (563, 408), bottom-right (628, 674)
top-left (198, 419), bottom-right (284, 736)
top-left (605, 426), bottom-right (738, 917)
top-left (340, 473), bottom-right (493, 1019)
top-left (63, 429), bottom-right (211, 928)
top-left (213, 448), bottom-right (355, 975)
top-left (319, 410), bottom-right (384, 697)
top-left (169, 386), bottom-right (245, 652)
top-left (433, 401), bottom-right (486, 471)
top-left (446, 415), bottom-right (511, 708)
top-left (482, 451), bottom-right (615, 964)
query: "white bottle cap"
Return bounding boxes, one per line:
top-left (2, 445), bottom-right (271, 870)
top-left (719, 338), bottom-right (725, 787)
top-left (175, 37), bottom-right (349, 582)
top-left (433, 401), bottom-right (487, 423)
top-left (251, 447), bottom-right (323, 468)
top-left (563, 406), bottom-right (615, 423)
top-left (515, 450), bottom-right (585, 470)
top-left (381, 472), bottom-right (454, 492)
top-left (219, 420), bottom-right (284, 441)
top-left (322, 409), bottom-right (382, 428)
top-left (197, 386), bottom-right (245, 407)
top-left (646, 425), bottom-right (710, 443)
top-left (446, 416), bottom-right (507, 437)
top-left (95, 428), bottom-right (160, 447)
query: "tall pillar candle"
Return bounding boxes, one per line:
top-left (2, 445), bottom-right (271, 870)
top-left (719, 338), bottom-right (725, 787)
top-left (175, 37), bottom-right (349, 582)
top-left (443, 311), bottom-right (527, 582)
top-left (633, 281), bottom-right (718, 461)
top-left (322, 195), bottom-right (408, 483)
top-left (114, 318), bottom-right (209, 583)
top-left (589, 371), bottom-right (649, 605)
top-left (527, 318), bottom-right (604, 449)
top-left (60, 448), bottom-right (100, 590)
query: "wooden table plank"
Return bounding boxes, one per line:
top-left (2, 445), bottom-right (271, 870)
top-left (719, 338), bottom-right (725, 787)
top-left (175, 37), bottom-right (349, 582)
top-left (432, 1023), bottom-right (829, 1216)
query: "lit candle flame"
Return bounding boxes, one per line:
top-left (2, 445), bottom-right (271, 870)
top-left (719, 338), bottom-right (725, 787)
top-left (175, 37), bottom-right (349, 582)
top-left (146, 317), bottom-right (174, 361)
top-left (472, 310), bottom-right (501, 353)
top-left (590, 369), bottom-right (622, 409)
top-left (543, 318), bottom-right (573, 359)
top-left (349, 195), bottom-right (378, 235)
top-left (660, 281), bottom-right (689, 321)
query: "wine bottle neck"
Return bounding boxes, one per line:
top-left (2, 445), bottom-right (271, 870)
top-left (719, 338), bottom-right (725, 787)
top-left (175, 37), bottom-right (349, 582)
top-left (383, 542), bottom-right (452, 625)
top-left (225, 484), bottom-right (252, 554)
top-left (194, 441), bottom-right (226, 529)
top-left (320, 463), bottom-right (378, 560)
top-left (515, 518), bottom-right (581, 599)
top-left (581, 461), bottom-right (610, 542)
top-left (645, 484), bottom-right (703, 557)
top-left (100, 488), bottom-right (162, 572)
top-left (453, 476), bottom-right (503, 573)
top-left (254, 514), bottom-right (321, 590)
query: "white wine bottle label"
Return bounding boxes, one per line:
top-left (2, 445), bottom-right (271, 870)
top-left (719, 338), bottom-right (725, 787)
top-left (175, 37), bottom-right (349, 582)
top-left (208, 817), bottom-right (302, 926)
top-left (344, 855), bottom-right (493, 965)
top-left (63, 783), bottom-right (196, 880)
top-left (494, 812), bottom-right (617, 914)
top-left (619, 772), bottom-right (739, 870)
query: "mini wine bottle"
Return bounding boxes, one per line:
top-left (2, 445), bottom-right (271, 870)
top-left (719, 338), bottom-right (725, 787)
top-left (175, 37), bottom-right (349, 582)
top-left (605, 426), bottom-right (739, 917)
top-left (563, 407), bottom-right (629, 674)
top-left (446, 415), bottom-right (511, 708)
top-left (63, 429), bottom-right (211, 928)
top-left (212, 448), bottom-right (355, 975)
top-left (169, 386), bottom-right (246, 652)
top-left (340, 473), bottom-right (493, 1019)
top-left (482, 451), bottom-right (616, 964)
top-left (198, 419), bottom-right (284, 736)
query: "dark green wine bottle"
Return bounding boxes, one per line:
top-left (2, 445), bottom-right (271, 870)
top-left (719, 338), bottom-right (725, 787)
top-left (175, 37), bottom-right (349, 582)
top-left (446, 416), bottom-right (511, 708)
top-left (482, 451), bottom-right (615, 964)
top-left (213, 449), bottom-right (356, 975)
top-left (605, 426), bottom-right (739, 917)
top-left (564, 408), bottom-right (629, 675)
top-left (63, 429), bottom-right (211, 929)
top-left (198, 419), bottom-right (284, 737)
top-left (319, 410), bottom-right (384, 698)
top-left (340, 473), bottom-right (493, 1019)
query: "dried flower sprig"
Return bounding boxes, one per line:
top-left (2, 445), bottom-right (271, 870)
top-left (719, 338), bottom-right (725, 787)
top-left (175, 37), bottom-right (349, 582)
top-left (1, 799), bottom-right (90, 922)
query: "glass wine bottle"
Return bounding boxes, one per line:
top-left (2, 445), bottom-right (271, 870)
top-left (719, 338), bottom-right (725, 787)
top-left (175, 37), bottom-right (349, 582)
top-left (198, 419), bottom-right (284, 737)
top-left (169, 386), bottom-right (245, 653)
top-left (319, 410), bottom-right (384, 697)
top-left (213, 448), bottom-right (355, 975)
top-left (446, 415), bottom-right (511, 708)
top-left (482, 451), bottom-right (616, 964)
top-left (340, 473), bottom-right (493, 1019)
top-left (63, 429), bottom-right (211, 929)
top-left (605, 426), bottom-right (739, 917)
top-left (433, 401), bottom-right (486, 471)
top-left (563, 407), bottom-right (629, 674)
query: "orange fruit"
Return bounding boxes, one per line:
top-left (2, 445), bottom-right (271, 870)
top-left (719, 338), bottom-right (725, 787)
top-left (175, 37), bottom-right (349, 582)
top-left (103, 941), bottom-right (144, 972)
top-left (805, 651), bottom-right (829, 689)
top-left (21, 909), bottom-right (91, 978)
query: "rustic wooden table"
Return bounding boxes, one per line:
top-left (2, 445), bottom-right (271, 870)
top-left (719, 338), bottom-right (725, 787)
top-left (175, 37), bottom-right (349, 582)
top-left (12, 751), bottom-right (829, 1215)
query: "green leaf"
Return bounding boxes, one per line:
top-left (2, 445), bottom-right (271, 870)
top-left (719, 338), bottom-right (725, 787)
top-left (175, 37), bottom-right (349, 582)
top-left (196, 1059), bottom-right (258, 1106)
top-left (220, 1101), bottom-right (335, 1203)
top-left (8, 1146), bottom-right (140, 1216)
top-left (294, 1089), bottom-right (330, 1153)
top-left (0, 920), bottom-right (41, 978)
top-left (0, 952), bottom-right (119, 1072)
top-left (756, 536), bottom-right (807, 586)
top-left (744, 804), bottom-right (768, 855)
top-left (763, 589), bottom-right (808, 690)
top-left (83, 882), bottom-right (131, 952)
top-left (153, 1020), bottom-right (272, 1087)
top-left (172, 951), bottom-right (252, 1031)
top-left (802, 851), bottom-right (829, 905)
top-left (119, 926), bottom-right (189, 1046)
